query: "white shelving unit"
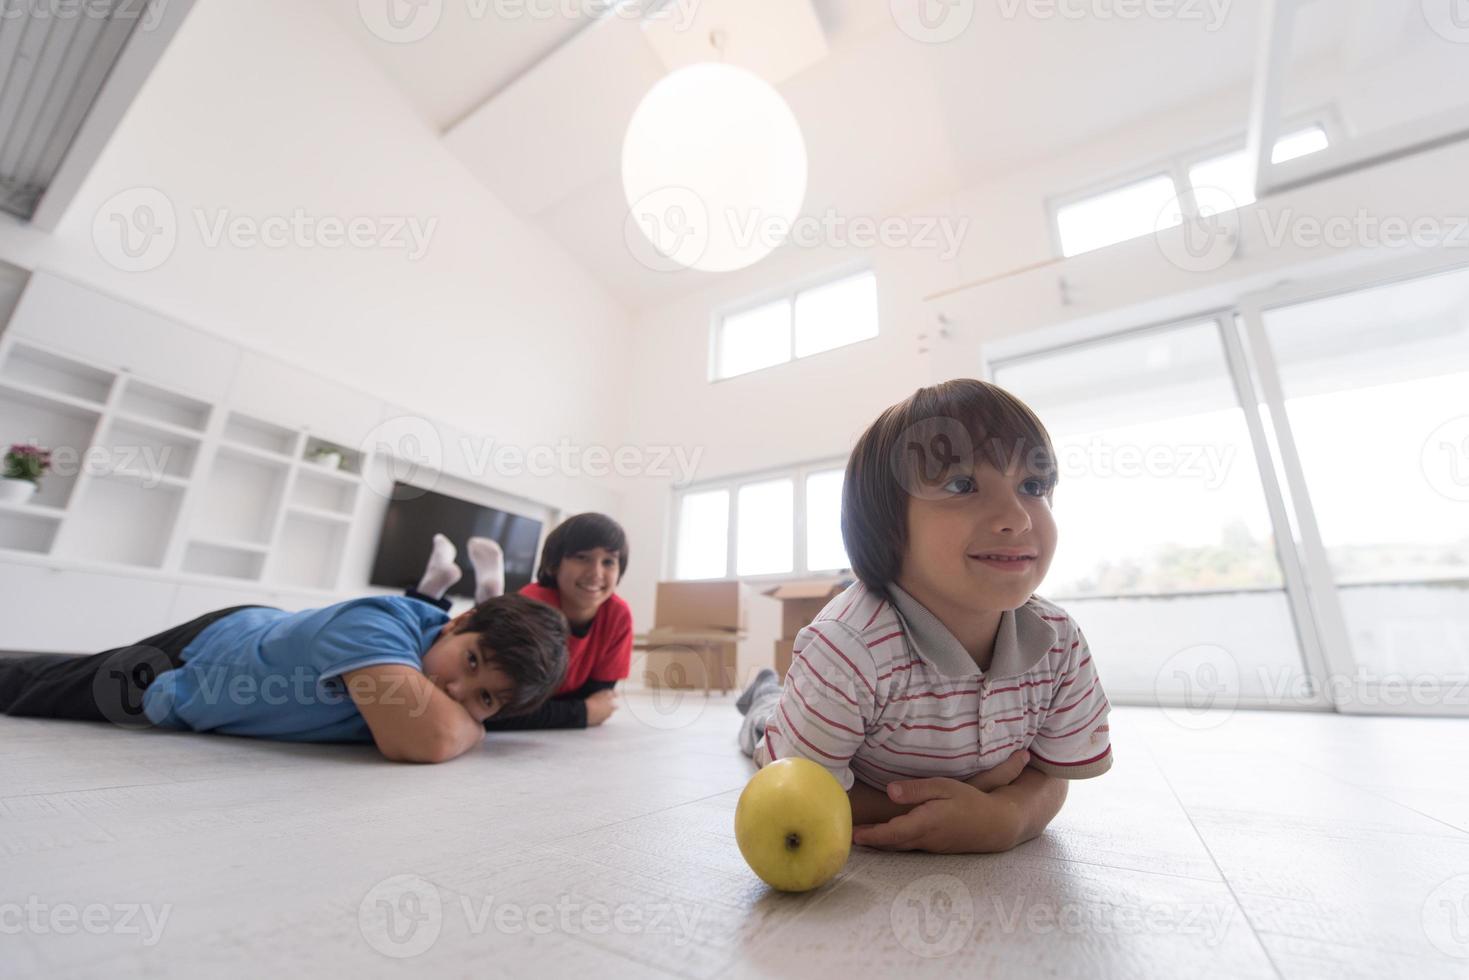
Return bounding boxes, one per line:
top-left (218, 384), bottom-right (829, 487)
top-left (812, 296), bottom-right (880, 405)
top-left (0, 336), bottom-right (370, 592)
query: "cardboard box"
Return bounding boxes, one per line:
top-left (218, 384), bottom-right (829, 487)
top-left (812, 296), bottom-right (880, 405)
top-left (764, 580), bottom-right (849, 639)
top-left (774, 637), bottom-right (798, 679)
top-left (655, 581), bottom-right (753, 633)
top-left (635, 582), bottom-right (783, 691)
top-left (641, 639), bottom-right (737, 692)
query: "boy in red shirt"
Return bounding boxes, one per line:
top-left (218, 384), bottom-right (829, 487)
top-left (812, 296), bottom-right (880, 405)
top-left (411, 513), bottom-right (632, 730)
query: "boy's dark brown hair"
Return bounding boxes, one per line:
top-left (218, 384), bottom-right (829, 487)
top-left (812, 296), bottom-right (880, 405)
top-left (536, 512), bottom-right (629, 587)
top-left (457, 594), bottom-right (569, 718)
top-left (840, 379), bottom-right (1057, 591)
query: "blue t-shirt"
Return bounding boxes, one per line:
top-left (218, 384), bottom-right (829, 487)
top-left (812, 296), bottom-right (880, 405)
top-left (142, 596), bottom-right (449, 742)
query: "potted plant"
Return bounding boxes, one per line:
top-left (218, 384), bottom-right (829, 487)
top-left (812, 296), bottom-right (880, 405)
top-left (2, 443), bottom-right (52, 504)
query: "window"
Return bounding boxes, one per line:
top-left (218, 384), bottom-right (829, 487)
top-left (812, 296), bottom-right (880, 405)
top-left (1054, 125), bottom-right (1331, 257)
top-left (713, 271), bottom-right (878, 380)
top-left (672, 461), bottom-right (849, 580)
top-left (805, 468), bottom-right (848, 572)
top-left (718, 301), bottom-right (790, 379)
top-left (1187, 125), bottom-right (1330, 209)
top-left (1056, 174), bottom-right (1181, 258)
top-left (674, 489), bottom-right (729, 580)
top-left (736, 479), bottom-right (794, 576)
top-left (794, 273), bottom-right (879, 358)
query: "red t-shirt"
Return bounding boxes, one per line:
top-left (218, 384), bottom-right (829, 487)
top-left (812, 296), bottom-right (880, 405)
top-left (518, 582), bottom-right (633, 695)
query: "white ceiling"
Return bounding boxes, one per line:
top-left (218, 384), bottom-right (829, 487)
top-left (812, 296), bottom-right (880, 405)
top-left (318, 0), bottom-right (1408, 311)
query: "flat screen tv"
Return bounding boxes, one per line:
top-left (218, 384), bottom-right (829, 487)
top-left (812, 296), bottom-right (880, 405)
top-left (370, 484), bottom-right (543, 599)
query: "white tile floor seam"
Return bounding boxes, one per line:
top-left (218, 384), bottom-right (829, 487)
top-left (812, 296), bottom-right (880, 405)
top-left (1150, 749), bottom-right (1287, 980)
top-left (2, 699), bottom-right (1467, 978)
top-left (1287, 758), bottom-right (1469, 838)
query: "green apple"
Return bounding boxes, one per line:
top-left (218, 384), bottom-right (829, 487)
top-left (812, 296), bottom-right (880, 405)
top-left (734, 758), bottom-right (852, 892)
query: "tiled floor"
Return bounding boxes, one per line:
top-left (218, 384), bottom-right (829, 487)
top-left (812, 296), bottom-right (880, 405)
top-left (2, 697), bottom-right (1467, 978)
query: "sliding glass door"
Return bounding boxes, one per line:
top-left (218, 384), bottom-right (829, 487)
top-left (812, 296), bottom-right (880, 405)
top-left (1241, 265), bottom-right (1469, 713)
top-left (992, 317), bottom-right (1315, 709)
top-left (991, 261), bottom-right (1469, 716)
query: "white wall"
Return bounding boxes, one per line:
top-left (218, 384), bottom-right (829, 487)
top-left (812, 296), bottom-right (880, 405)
top-left (614, 68), bottom-right (1469, 631)
top-left (612, 82), bottom-right (1259, 627)
top-left (0, 0), bottom-right (633, 522)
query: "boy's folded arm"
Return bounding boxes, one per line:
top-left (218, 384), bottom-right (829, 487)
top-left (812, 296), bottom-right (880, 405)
top-left (848, 779), bottom-right (915, 825)
top-left (987, 767), bottom-right (1068, 847)
top-left (343, 664), bottom-right (483, 763)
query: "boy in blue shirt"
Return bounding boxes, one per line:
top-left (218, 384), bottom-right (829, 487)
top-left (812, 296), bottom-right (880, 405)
top-left (0, 592), bottom-right (567, 764)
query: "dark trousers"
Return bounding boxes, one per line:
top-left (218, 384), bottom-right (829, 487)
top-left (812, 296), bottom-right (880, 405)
top-left (404, 588), bottom-right (451, 613)
top-left (0, 606), bottom-right (266, 728)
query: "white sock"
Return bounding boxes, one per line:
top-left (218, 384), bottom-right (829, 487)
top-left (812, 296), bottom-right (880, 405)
top-left (416, 533), bottom-right (461, 599)
top-left (469, 537), bottom-right (505, 604)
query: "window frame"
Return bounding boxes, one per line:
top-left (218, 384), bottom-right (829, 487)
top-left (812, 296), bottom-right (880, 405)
top-left (1046, 107), bottom-right (1341, 260)
top-left (708, 265), bottom-right (879, 383)
top-left (668, 455), bottom-right (851, 584)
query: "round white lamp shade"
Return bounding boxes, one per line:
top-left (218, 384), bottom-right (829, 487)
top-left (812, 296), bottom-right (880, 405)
top-left (622, 63), bottom-right (808, 273)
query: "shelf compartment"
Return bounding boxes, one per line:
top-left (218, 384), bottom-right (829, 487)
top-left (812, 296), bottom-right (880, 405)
top-left (271, 512), bottom-right (347, 591)
top-left (56, 479), bottom-right (183, 569)
top-left (0, 384), bottom-right (103, 511)
top-left (101, 417), bottom-right (202, 482)
top-left (290, 466), bottom-right (359, 515)
top-left (0, 509), bottom-right (61, 554)
top-left (0, 343), bottom-right (114, 406)
top-left (182, 540), bottom-right (266, 581)
top-left (116, 378), bottom-right (211, 433)
top-left (222, 412), bottom-right (298, 458)
top-left (193, 450), bottom-right (289, 546)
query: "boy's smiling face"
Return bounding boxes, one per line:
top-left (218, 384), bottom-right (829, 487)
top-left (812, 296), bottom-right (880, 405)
top-left (419, 612), bottom-right (518, 724)
top-left (554, 546), bottom-right (621, 617)
top-left (898, 459), bottom-right (1058, 620)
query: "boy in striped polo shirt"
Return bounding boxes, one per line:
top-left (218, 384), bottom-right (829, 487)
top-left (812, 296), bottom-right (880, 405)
top-left (736, 379), bottom-right (1111, 853)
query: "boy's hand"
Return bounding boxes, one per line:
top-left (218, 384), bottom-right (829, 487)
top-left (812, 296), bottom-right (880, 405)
top-left (852, 778), bottom-right (1020, 853)
top-left (585, 689), bottom-right (618, 727)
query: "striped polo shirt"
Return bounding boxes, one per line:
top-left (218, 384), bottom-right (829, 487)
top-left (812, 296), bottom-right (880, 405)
top-left (753, 580), bottom-right (1112, 790)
